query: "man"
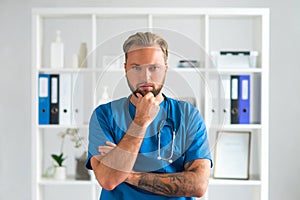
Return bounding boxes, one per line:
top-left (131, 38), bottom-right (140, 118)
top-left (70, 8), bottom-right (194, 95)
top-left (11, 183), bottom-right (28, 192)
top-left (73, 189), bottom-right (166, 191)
top-left (86, 32), bottom-right (212, 200)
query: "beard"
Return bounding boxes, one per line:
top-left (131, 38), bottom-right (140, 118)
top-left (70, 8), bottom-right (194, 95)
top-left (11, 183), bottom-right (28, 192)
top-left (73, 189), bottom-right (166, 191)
top-left (132, 84), bottom-right (163, 97)
top-left (126, 77), bottom-right (164, 98)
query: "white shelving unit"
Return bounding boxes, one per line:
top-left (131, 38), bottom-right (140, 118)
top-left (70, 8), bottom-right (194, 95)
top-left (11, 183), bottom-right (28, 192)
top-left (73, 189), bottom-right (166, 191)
top-left (32, 7), bottom-right (269, 200)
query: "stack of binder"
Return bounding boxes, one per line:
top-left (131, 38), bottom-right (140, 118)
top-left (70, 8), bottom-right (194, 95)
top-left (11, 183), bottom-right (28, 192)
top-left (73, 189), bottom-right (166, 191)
top-left (230, 75), bottom-right (250, 124)
top-left (38, 73), bottom-right (84, 125)
top-left (206, 74), bottom-right (261, 126)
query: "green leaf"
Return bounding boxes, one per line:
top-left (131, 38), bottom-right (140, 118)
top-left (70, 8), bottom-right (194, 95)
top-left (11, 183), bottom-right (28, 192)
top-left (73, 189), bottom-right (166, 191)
top-left (51, 153), bottom-right (66, 167)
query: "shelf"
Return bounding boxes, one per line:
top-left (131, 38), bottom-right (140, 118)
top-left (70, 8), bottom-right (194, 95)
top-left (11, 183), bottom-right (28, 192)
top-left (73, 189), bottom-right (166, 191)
top-left (38, 67), bottom-right (203, 73)
top-left (209, 177), bottom-right (261, 186)
top-left (39, 176), bottom-right (261, 186)
top-left (169, 68), bottom-right (206, 72)
top-left (205, 68), bottom-right (263, 74)
top-left (217, 124), bottom-right (262, 130)
top-left (32, 7), bottom-right (269, 17)
top-left (39, 177), bottom-right (261, 187)
top-left (38, 124), bottom-right (89, 129)
top-left (38, 68), bottom-right (105, 73)
top-left (37, 68), bottom-right (125, 73)
top-left (39, 176), bottom-right (96, 186)
top-left (37, 67), bottom-right (262, 74)
top-left (32, 7), bottom-right (269, 200)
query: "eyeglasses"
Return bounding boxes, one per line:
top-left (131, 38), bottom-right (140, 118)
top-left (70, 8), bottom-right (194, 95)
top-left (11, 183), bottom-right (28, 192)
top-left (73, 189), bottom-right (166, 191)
top-left (130, 64), bottom-right (166, 74)
top-left (157, 118), bottom-right (176, 163)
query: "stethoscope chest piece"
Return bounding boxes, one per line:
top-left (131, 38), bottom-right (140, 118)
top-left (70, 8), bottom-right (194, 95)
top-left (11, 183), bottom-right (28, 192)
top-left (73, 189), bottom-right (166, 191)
top-left (157, 156), bottom-right (173, 163)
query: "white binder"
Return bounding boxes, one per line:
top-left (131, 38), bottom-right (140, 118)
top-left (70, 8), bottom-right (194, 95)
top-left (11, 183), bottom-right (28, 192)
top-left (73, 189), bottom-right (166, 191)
top-left (71, 74), bottom-right (84, 125)
top-left (250, 74), bottom-right (261, 124)
top-left (219, 75), bottom-right (231, 126)
top-left (205, 74), bottom-right (220, 129)
top-left (59, 73), bottom-right (72, 125)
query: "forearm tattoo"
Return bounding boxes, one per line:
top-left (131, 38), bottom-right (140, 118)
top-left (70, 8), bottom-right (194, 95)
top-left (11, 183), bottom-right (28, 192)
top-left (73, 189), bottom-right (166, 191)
top-left (136, 161), bottom-right (206, 197)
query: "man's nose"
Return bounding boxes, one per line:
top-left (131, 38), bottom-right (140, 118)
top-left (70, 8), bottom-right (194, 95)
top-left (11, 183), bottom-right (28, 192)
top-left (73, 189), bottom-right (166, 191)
top-left (141, 68), bottom-right (151, 81)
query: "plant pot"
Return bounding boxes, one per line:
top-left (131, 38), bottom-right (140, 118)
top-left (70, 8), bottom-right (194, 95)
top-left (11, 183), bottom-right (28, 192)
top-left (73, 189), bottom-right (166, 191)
top-left (54, 166), bottom-right (67, 180)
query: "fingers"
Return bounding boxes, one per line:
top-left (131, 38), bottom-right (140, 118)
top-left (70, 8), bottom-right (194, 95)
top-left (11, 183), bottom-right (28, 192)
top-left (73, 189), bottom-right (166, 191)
top-left (98, 141), bottom-right (117, 156)
top-left (143, 92), bottom-right (154, 99)
top-left (137, 92), bottom-right (154, 99)
top-left (105, 141), bottom-right (117, 147)
top-left (134, 92), bottom-right (160, 127)
top-left (136, 92), bottom-right (143, 99)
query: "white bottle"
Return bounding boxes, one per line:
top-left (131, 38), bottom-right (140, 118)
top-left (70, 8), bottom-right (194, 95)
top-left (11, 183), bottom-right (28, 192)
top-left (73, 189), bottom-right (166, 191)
top-left (78, 42), bottom-right (87, 68)
top-left (98, 86), bottom-right (110, 105)
top-left (50, 30), bottom-right (64, 68)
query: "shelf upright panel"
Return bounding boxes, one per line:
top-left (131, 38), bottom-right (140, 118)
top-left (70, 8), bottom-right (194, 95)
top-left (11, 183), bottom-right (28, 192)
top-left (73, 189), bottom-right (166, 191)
top-left (260, 10), bottom-right (270, 200)
top-left (32, 12), bottom-right (43, 200)
top-left (204, 14), bottom-right (210, 65)
top-left (91, 14), bottom-right (97, 110)
top-left (92, 14), bottom-right (97, 69)
top-left (91, 14), bottom-right (98, 200)
top-left (202, 14), bottom-right (210, 200)
top-left (148, 14), bottom-right (153, 32)
top-left (204, 14), bottom-right (212, 130)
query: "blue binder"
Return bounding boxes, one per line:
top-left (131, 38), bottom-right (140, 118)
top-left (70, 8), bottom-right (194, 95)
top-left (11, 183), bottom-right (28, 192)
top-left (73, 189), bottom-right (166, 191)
top-left (238, 75), bottom-right (250, 124)
top-left (38, 74), bottom-right (50, 124)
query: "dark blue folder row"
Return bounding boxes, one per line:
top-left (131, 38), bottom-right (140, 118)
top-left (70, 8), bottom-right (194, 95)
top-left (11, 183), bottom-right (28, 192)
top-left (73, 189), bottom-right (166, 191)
top-left (230, 75), bottom-right (250, 124)
top-left (38, 74), bottom-right (59, 124)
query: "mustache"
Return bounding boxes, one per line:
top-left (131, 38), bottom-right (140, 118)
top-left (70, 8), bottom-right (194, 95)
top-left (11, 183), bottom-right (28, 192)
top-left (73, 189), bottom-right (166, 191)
top-left (132, 83), bottom-right (160, 97)
top-left (137, 82), bottom-right (154, 87)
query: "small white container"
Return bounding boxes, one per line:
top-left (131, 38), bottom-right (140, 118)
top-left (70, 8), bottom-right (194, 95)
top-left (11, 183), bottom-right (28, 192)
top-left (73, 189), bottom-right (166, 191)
top-left (54, 166), bottom-right (67, 180)
top-left (211, 51), bottom-right (258, 68)
top-left (50, 30), bottom-right (64, 68)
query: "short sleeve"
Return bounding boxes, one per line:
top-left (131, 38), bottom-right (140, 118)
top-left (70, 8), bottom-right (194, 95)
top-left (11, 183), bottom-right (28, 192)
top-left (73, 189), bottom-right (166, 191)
top-left (184, 107), bottom-right (213, 168)
top-left (86, 106), bottom-right (115, 170)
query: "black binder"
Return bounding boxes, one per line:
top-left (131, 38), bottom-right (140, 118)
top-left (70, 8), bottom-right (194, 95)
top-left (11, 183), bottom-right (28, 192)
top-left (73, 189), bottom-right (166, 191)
top-left (230, 75), bottom-right (239, 124)
top-left (50, 74), bottom-right (59, 124)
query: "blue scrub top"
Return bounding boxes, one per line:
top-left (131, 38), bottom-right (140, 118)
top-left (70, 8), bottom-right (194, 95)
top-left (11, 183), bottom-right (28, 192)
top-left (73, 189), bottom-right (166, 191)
top-left (86, 95), bottom-right (212, 200)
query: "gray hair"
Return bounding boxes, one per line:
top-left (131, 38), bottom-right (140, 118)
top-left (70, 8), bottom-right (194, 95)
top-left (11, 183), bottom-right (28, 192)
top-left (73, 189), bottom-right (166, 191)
top-left (123, 32), bottom-right (168, 62)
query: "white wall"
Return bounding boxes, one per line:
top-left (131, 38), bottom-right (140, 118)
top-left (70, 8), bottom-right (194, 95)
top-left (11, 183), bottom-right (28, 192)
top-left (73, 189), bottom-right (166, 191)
top-left (0, 1), bottom-right (31, 200)
top-left (0, 0), bottom-right (299, 200)
top-left (269, 1), bottom-right (300, 199)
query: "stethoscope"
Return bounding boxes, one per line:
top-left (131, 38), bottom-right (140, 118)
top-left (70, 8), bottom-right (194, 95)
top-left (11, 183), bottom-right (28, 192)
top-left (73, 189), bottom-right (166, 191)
top-left (156, 96), bottom-right (176, 163)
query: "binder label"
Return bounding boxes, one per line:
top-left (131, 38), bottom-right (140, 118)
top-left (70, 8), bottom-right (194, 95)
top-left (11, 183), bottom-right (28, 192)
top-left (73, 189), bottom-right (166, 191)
top-left (242, 80), bottom-right (249, 100)
top-left (51, 77), bottom-right (58, 103)
top-left (39, 77), bottom-right (48, 97)
top-left (231, 78), bottom-right (238, 100)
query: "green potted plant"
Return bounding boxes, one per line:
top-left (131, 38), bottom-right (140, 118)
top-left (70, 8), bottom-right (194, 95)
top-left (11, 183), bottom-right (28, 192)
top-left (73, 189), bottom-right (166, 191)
top-left (48, 128), bottom-right (89, 180)
top-left (51, 152), bottom-right (67, 180)
top-left (60, 128), bottom-right (90, 180)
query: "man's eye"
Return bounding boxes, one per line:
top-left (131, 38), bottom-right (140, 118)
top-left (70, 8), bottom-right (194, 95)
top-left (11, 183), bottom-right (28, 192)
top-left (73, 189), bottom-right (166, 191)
top-left (149, 65), bottom-right (159, 71)
top-left (133, 66), bottom-right (142, 71)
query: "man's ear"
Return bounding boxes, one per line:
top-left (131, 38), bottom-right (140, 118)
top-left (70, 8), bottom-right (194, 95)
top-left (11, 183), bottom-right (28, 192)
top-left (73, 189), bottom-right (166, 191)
top-left (124, 63), bottom-right (127, 71)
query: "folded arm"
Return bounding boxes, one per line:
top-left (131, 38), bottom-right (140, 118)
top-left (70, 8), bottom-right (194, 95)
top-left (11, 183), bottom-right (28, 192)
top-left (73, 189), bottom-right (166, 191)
top-left (90, 93), bottom-right (160, 190)
top-left (91, 122), bottom-right (147, 190)
top-left (125, 159), bottom-right (210, 198)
